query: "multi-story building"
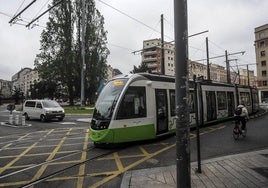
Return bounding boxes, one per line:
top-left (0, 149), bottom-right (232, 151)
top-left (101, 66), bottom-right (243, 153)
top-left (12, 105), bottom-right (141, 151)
top-left (12, 68), bottom-right (39, 97)
top-left (255, 23), bottom-right (268, 103)
top-left (141, 38), bottom-right (256, 86)
top-left (142, 39), bottom-right (175, 75)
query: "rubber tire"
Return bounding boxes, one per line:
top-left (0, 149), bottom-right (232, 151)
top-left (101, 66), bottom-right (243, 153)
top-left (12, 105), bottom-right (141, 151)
top-left (24, 113), bottom-right (30, 120)
top-left (233, 127), bottom-right (239, 140)
top-left (40, 115), bottom-right (46, 122)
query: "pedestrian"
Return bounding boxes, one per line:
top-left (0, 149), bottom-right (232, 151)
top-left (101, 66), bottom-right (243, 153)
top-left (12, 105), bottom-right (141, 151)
top-left (234, 104), bottom-right (249, 132)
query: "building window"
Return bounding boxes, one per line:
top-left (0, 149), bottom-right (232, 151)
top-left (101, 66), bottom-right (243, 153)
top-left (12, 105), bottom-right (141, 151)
top-left (260, 41), bottom-right (265, 48)
top-left (259, 32), bottom-right (265, 39)
top-left (262, 70), bottom-right (267, 77)
top-left (261, 51), bottom-right (266, 57)
top-left (263, 80), bottom-right (267, 86)
top-left (261, 60), bottom-right (266, 66)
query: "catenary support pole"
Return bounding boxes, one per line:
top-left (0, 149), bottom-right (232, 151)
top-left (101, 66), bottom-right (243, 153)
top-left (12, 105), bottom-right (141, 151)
top-left (206, 37), bottom-right (210, 80)
top-left (226, 50), bottom-right (231, 84)
top-left (81, 0), bottom-right (86, 106)
top-left (194, 75), bottom-right (201, 173)
top-left (161, 14), bottom-right (165, 75)
top-left (174, 0), bottom-right (191, 187)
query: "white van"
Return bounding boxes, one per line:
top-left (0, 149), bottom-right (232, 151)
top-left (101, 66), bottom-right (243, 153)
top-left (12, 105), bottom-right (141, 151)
top-left (23, 100), bottom-right (65, 122)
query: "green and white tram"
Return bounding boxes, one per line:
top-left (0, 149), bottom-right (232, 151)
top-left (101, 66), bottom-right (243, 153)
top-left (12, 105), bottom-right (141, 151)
top-left (89, 73), bottom-right (259, 145)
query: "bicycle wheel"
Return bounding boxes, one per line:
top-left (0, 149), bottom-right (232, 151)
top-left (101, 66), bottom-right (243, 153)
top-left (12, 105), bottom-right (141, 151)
top-left (242, 127), bottom-right (247, 138)
top-left (233, 127), bottom-right (240, 140)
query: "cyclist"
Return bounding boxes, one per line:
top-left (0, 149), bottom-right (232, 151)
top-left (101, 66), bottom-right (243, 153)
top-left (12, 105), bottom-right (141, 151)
top-left (234, 104), bottom-right (249, 133)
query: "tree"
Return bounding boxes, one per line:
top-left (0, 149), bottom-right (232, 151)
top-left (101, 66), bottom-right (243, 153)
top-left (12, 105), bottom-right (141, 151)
top-left (12, 86), bottom-right (23, 105)
top-left (35, 0), bottom-right (109, 105)
top-left (29, 80), bottom-right (59, 99)
top-left (131, 62), bottom-right (151, 74)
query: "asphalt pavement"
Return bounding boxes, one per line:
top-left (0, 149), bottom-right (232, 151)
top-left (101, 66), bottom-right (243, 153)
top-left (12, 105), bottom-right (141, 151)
top-left (120, 109), bottom-right (268, 188)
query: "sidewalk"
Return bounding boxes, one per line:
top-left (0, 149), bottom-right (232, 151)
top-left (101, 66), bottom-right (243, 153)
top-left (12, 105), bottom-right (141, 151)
top-left (121, 148), bottom-right (268, 188)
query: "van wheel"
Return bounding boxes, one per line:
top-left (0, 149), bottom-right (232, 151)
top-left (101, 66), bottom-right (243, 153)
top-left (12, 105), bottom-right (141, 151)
top-left (40, 115), bottom-right (46, 122)
top-left (58, 117), bottom-right (64, 121)
top-left (24, 113), bottom-right (30, 120)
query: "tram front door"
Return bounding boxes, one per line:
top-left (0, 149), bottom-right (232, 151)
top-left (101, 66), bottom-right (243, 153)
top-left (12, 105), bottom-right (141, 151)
top-left (155, 89), bottom-right (168, 135)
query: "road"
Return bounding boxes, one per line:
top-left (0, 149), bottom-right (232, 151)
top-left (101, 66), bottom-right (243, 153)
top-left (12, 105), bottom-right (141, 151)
top-left (0, 104), bottom-right (267, 187)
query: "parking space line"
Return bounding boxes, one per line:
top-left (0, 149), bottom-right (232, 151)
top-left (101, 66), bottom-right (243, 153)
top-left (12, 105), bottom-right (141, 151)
top-left (0, 129), bottom-right (54, 174)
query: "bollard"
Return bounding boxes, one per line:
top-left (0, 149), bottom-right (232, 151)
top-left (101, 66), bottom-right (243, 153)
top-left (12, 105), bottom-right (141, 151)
top-left (21, 115), bottom-right (26, 126)
top-left (15, 115), bottom-right (19, 125)
top-left (9, 114), bottom-right (13, 124)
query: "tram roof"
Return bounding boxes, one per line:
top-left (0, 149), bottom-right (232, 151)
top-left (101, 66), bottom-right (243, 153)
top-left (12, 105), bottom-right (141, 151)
top-left (111, 73), bottom-right (253, 89)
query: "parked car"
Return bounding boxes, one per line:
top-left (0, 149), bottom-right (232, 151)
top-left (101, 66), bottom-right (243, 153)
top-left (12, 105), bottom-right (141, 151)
top-left (23, 100), bottom-right (65, 122)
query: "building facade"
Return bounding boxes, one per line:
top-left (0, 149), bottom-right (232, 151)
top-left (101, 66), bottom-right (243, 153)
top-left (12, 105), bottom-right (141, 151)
top-left (141, 38), bottom-right (256, 86)
top-left (12, 68), bottom-right (39, 98)
top-left (142, 39), bottom-right (175, 75)
top-left (255, 24), bottom-right (268, 103)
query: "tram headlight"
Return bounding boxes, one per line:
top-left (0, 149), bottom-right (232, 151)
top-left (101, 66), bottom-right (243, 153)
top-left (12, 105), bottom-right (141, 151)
top-left (98, 121), bottom-right (110, 130)
top-left (91, 120), bottom-right (110, 130)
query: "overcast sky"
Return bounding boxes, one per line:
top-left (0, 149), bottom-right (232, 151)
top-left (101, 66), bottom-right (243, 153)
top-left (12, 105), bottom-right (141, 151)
top-left (1, 0), bottom-right (268, 81)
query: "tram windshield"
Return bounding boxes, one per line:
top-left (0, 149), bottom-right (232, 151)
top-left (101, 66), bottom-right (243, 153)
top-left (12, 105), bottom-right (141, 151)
top-left (93, 79), bottom-right (127, 120)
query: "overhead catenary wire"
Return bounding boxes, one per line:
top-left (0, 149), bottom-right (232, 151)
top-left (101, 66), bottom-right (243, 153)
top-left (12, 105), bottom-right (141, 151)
top-left (13, 0), bottom-right (26, 18)
top-left (97, 0), bottom-right (173, 40)
top-left (9, 0), bottom-right (37, 24)
top-left (26, 0), bottom-right (64, 28)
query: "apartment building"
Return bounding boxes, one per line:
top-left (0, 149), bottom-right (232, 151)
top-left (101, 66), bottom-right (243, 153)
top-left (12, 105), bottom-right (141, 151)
top-left (255, 23), bottom-right (268, 103)
top-left (142, 39), bottom-right (256, 85)
top-left (12, 68), bottom-right (39, 97)
top-left (142, 39), bottom-right (175, 75)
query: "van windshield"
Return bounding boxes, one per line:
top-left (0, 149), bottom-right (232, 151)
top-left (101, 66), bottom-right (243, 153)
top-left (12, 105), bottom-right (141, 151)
top-left (43, 100), bottom-right (61, 108)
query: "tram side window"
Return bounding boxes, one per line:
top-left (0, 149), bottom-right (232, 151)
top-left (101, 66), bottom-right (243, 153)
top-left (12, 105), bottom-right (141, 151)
top-left (217, 91), bottom-right (227, 110)
top-left (240, 92), bottom-right (250, 106)
top-left (169, 90), bottom-right (175, 116)
top-left (116, 86), bottom-right (147, 119)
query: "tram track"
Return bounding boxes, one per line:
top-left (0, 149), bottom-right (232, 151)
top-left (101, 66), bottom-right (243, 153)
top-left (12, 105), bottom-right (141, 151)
top-left (19, 146), bottom-right (122, 188)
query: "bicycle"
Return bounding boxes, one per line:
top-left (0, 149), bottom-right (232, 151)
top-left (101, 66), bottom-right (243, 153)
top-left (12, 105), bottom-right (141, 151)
top-left (233, 119), bottom-right (247, 140)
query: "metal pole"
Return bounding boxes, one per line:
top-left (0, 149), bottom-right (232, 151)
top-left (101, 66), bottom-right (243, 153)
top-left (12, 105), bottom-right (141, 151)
top-left (194, 75), bottom-right (201, 173)
top-left (206, 37), bottom-right (210, 80)
top-left (161, 14), bottom-right (165, 75)
top-left (247, 65), bottom-right (250, 86)
top-left (174, 0), bottom-right (191, 187)
top-left (81, 0), bottom-right (86, 107)
top-left (226, 50), bottom-right (231, 84)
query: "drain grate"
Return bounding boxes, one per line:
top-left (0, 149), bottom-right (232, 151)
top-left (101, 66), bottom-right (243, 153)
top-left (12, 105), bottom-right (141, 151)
top-left (252, 168), bottom-right (268, 178)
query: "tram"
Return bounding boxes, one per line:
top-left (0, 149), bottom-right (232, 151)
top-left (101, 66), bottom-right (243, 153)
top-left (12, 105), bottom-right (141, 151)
top-left (89, 73), bottom-right (259, 145)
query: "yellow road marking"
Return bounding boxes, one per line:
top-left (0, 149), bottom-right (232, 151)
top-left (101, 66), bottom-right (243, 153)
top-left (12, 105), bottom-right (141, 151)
top-left (0, 133), bottom-right (30, 152)
top-left (140, 146), bottom-right (150, 156)
top-left (0, 125), bottom-right (227, 187)
top-left (76, 129), bottom-right (89, 188)
top-left (114, 152), bottom-right (124, 171)
top-left (31, 128), bottom-right (72, 182)
top-left (0, 130), bottom-right (54, 174)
